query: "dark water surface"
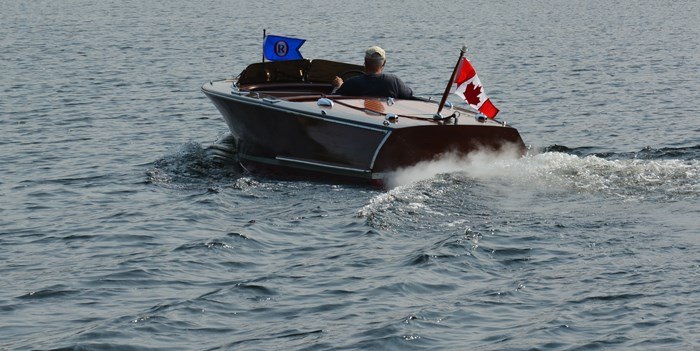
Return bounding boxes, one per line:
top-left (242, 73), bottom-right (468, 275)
top-left (2, 0), bottom-right (699, 350)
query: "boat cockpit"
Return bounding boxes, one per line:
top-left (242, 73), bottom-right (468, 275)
top-left (235, 59), bottom-right (364, 96)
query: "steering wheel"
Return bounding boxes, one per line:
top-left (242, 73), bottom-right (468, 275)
top-left (339, 70), bottom-right (364, 80)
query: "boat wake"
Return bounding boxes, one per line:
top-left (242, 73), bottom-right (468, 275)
top-left (383, 144), bottom-right (700, 201)
top-left (146, 135), bottom-right (244, 189)
top-left (359, 144), bottom-right (699, 231)
top-left (543, 144), bottom-right (700, 161)
top-left (384, 143), bottom-right (525, 189)
top-left (146, 137), bottom-right (700, 203)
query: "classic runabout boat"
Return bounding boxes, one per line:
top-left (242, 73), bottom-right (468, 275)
top-left (201, 58), bottom-right (525, 185)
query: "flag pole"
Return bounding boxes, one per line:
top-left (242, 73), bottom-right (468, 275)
top-left (436, 46), bottom-right (467, 118)
top-left (262, 29), bottom-right (266, 63)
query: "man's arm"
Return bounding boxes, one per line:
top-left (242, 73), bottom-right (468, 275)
top-left (394, 76), bottom-right (414, 99)
top-left (331, 76), bottom-right (343, 94)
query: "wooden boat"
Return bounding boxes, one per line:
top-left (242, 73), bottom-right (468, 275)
top-left (201, 59), bottom-right (525, 185)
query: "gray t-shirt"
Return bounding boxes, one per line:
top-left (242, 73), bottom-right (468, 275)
top-left (336, 73), bottom-right (413, 99)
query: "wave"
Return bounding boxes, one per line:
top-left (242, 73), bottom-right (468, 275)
top-left (359, 146), bottom-right (698, 232)
top-left (382, 144), bottom-right (700, 201)
top-left (542, 144), bottom-right (700, 161)
top-left (512, 152), bottom-right (698, 200)
top-left (145, 136), bottom-right (244, 189)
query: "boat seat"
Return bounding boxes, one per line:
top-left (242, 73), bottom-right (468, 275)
top-left (238, 59), bottom-right (311, 84)
top-left (240, 82), bottom-right (334, 95)
top-left (307, 59), bottom-right (364, 83)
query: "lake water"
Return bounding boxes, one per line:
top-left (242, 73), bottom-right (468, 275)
top-left (1, 0), bottom-right (699, 350)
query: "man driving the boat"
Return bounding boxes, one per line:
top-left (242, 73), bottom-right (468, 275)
top-left (332, 46), bottom-right (414, 99)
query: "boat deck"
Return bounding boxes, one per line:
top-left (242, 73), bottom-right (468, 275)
top-left (203, 80), bottom-right (506, 129)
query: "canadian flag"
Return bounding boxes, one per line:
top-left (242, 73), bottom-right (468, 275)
top-left (453, 57), bottom-right (499, 118)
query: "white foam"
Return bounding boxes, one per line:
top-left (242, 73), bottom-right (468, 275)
top-left (385, 144), bottom-right (524, 189)
top-left (383, 148), bottom-right (699, 200)
top-left (516, 153), bottom-right (700, 199)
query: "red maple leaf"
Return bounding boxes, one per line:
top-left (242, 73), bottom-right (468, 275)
top-left (464, 83), bottom-right (482, 106)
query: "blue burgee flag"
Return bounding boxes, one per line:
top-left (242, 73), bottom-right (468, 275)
top-left (263, 34), bottom-right (305, 61)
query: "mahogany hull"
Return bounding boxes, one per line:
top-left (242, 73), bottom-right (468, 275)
top-left (202, 80), bottom-right (526, 184)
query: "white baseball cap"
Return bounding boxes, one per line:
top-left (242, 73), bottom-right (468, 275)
top-left (365, 46), bottom-right (386, 63)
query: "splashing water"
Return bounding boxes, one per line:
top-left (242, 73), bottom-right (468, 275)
top-left (384, 147), bottom-right (699, 201)
top-left (514, 152), bottom-right (699, 199)
top-left (146, 141), bottom-right (243, 188)
top-left (385, 144), bottom-right (525, 189)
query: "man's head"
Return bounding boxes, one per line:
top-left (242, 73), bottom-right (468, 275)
top-left (364, 46), bottom-right (386, 73)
